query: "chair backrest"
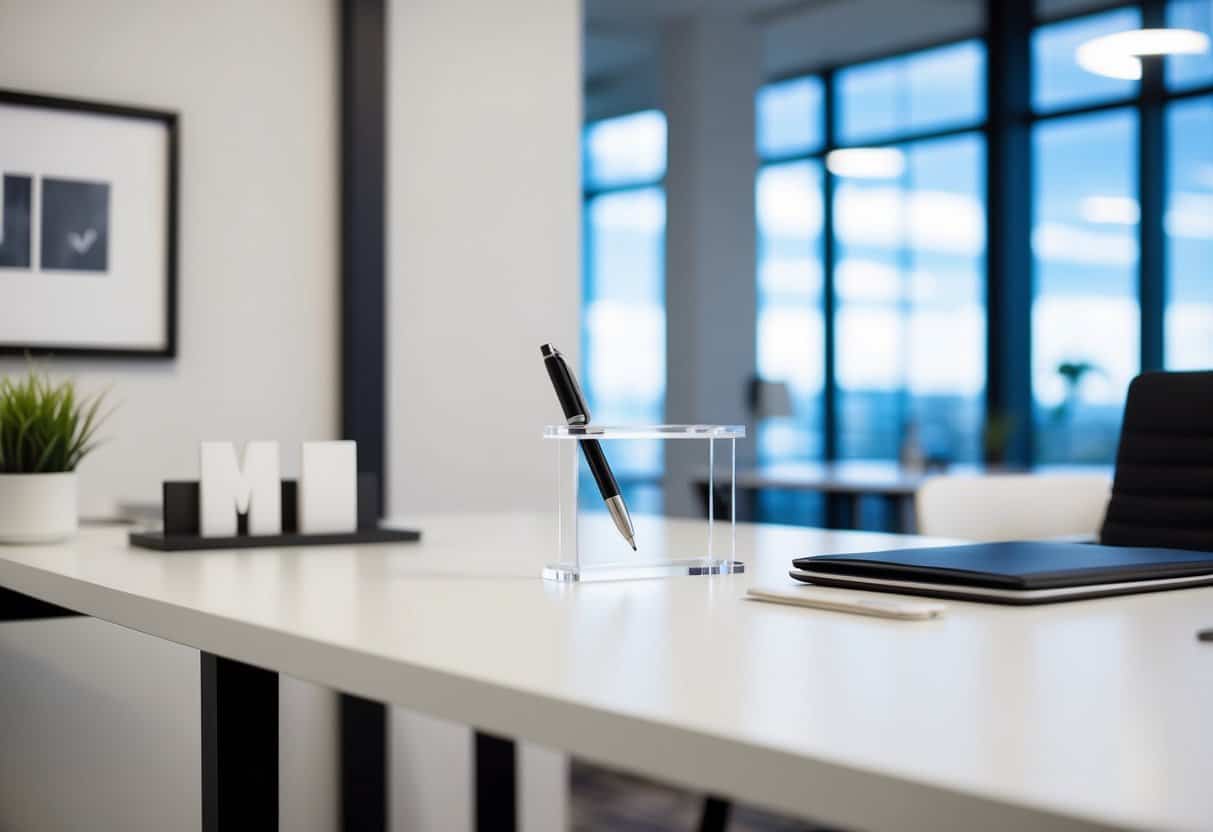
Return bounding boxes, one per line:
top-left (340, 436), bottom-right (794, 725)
top-left (1100, 371), bottom-right (1213, 551)
top-left (916, 473), bottom-right (1111, 542)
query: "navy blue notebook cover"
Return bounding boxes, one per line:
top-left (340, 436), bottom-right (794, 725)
top-left (792, 541), bottom-right (1213, 590)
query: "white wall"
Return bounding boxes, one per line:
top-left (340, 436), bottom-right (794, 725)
top-left (0, 1), bottom-right (339, 829)
top-left (662, 15), bottom-right (761, 517)
top-left (387, 0), bottom-right (580, 828)
top-left (0, 0), bottom-right (339, 519)
top-left (388, 0), bottom-right (582, 516)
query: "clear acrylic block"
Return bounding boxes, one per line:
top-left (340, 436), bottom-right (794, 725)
top-left (542, 424), bottom-right (746, 582)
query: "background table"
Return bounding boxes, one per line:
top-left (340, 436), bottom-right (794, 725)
top-left (702, 461), bottom-right (1111, 532)
top-left (1, 512), bottom-right (1210, 831)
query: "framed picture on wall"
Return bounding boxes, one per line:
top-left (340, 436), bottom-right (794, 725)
top-left (0, 89), bottom-right (177, 358)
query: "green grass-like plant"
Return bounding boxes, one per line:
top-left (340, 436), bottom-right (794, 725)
top-left (0, 370), bottom-right (108, 474)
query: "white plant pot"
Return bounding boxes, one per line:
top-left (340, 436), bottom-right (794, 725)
top-left (0, 472), bottom-right (78, 544)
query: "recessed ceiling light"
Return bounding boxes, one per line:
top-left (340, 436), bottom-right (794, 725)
top-left (1076, 28), bottom-right (1211, 80)
top-left (825, 147), bottom-right (905, 179)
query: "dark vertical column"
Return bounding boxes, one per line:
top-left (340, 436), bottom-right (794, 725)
top-left (697, 795), bottom-right (732, 832)
top-left (984, 0), bottom-right (1034, 466)
top-left (475, 732), bottom-right (517, 832)
top-left (201, 653), bottom-right (279, 832)
top-left (340, 3), bottom-right (391, 831)
top-left (661, 18), bottom-right (761, 517)
top-left (341, 0), bottom-right (388, 514)
top-left (341, 694), bottom-right (388, 832)
top-left (1139, 0), bottom-right (1167, 371)
top-left (821, 68), bottom-right (839, 466)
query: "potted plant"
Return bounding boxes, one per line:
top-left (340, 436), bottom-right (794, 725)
top-left (982, 409), bottom-right (1017, 467)
top-left (0, 369), bottom-right (107, 543)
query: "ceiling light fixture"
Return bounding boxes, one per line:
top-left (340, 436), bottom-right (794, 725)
top-left (1076, 28), bottom-right (1211, 80)
top-left (825, 147), bottom-right (905, 179)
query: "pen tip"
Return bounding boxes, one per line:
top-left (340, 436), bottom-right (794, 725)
top-left (631, 542), bottom-right (637, 551)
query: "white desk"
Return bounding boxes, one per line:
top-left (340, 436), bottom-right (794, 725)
top-left (1, 513), bottom-right (1210, 831)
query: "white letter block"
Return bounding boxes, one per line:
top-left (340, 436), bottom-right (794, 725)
top-left (299, 441), bottom-right (357, 534)
top-left (199, 441), bottom-right (282, 537)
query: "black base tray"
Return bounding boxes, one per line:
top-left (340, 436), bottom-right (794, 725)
top-left (129, 527), bottom-right (421, 552)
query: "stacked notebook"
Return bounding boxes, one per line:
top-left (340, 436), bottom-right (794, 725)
top-left (790, 541), bottom-right (1213, 605)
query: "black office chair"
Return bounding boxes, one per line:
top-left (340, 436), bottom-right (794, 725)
top-left (1100, 370), bottom-right (1213, 552)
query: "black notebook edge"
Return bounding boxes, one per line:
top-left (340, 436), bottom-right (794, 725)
top-left (793, 544), bottom-right (1213, 590)
top-left (789, 569), bottom-right (1213, 606)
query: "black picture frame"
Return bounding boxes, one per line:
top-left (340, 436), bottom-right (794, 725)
top-left (0, 89), bottom-right (178, 359)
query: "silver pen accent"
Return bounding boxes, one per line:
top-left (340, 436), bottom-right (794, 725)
top-left (605, 494), bottom-right (637, 551)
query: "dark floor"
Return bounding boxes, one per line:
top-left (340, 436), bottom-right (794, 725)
top-left (570, 760), bottom-right (830, 832)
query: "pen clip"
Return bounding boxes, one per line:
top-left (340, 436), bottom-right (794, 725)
top-left (542, 344), bottom-right (592, 424)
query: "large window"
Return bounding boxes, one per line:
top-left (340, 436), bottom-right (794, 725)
top-left (582, 111), bottom-right (667, 511)
top-left (1028, 2), bottom-right (1213, 461)
top-left (1031, 7), bottom-right (1142, 113)
top-left (836, 40), bottom-right (986, 143)
top-left (1167, 0), bottom-right (1213, 90)
top-left (756, 161), bottom-right (826, 462)
top-left (580, 1), bottom-right (1213, 518)
top-left (834, 44), bottom-right (987, 463)
top-left (749, 2), bottom-right (1213, 477)
top-left (833, 134), bottom-right (986, 461)
top-left (1165, 1), bottom-right (1213, 370)
top-left (1165, 95), bottom-right (1213, 369)
top-left (757, 76), bottom-right (825, 159)
top-left (755, 77), bottom-right (827, 465)
top-left (754, 40), bottom-right (987, 470)
top-left (1031, 108), bottom-right (1139, 462)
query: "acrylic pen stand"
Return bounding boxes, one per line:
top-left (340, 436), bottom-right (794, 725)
top-left (543, 424), bottom-right (745, 582)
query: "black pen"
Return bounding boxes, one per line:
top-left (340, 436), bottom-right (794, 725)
top-left (540, 343), bottom-right (637, 551)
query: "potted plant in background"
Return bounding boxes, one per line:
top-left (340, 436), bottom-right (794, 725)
top-left (982, 409), bottom-right (1018, 467)
top-left (0, 369), bottom-right (108, 543)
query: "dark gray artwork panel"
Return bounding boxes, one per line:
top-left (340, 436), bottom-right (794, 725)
top-left (41, 177), bottom-right (110, 272)
top-left (0, 174), bottom-right (32, 268)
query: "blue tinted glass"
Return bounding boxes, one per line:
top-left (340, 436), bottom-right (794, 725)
top-left (1166, 96), bottom-right (1213, 369)
top-left (837, 40), bottom-right (985, 143)
top-left (1031, 109), bottom-right (1139, 463)
top-left (1032, 8), bottom-right (1141, 113)
top-left (583, 110), bottom-right (666, 190)
top-left (755, 160), bottom-right (825, 462)
top-left (757, 76), bottom-right (824, 158)
top-left (1167, 0), bottom-right (1213, 90)
top-left (583, 188), bottom-right (665, 486)
top-left (832, 133), bottom-right (986, 462)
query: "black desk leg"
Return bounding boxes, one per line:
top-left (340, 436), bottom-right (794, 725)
top-left (201, 652), bottom-right (279, 832)
top-left (698, 795), bottom-right (732, 832)
top-left (881, 494), bottom-right (913, 534)
top-left (0, 586), bottom-right (79, 621)
top-left (824, 492), bottom-right (856, 530)
top-left (341, 694), bottom-right (387, 832)
top-left (475, 731), bottom-right (516, 832)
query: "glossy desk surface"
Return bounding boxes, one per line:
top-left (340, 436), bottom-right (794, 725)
top-left (0, 513), bottom-right (1209, 831)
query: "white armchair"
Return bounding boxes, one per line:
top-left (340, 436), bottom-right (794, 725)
top-left (915, 473), bottom-right (1112, 542)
